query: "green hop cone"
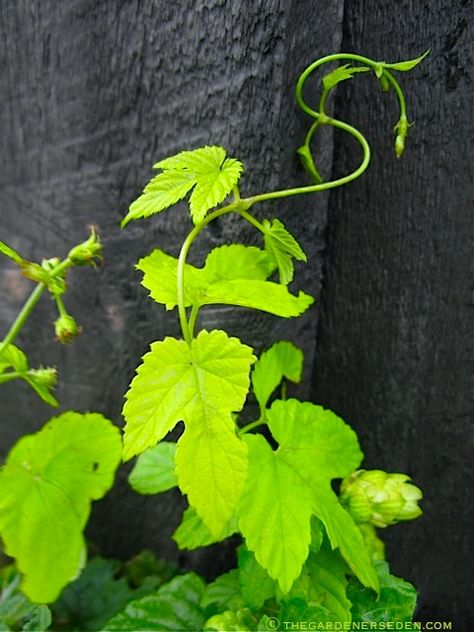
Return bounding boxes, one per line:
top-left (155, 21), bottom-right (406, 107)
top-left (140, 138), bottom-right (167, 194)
top-left (68, 227), bottom-right (102, 266)
top-left (54, 314), bottom-right (81, 344)
top-left (340, 469), bottom-right (422, 528)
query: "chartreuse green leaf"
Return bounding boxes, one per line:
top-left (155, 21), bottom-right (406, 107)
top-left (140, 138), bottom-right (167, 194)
top-left (237, 399), bottom-right (378, 594)
top-left (137, 244), bottom-right (274, 310)
top-left (269, 399), bottom-right (378, 592)
top-left (204, 244), bottom-right (275, 280)
top-left (173, 507), bottom-right (237, 550)
top-left (347, 561), bottom-right (417, 622)
top-left (322, 64), bottom-right (370, 91)
top-left (381, 50), bottom-right (430, 72)
top-left (123, 330), bottom-right (254, 536)
top-left (175, 419), bottom-right (247, 537)
top-left (138, 244), bottom-right (313, 318)
top-left (252, 341), bottom-right (303, 412)
top-left (103, 573), bottom-right (207, 631)
top-left (262, 218), bottom-right (307, 284)
top-left (0, 412), bottom-right (122, 603)
top-left (205, 279), bottom-right (313, 317)
top-left (122, 146), bottom-right (243, 227)
top-left (0, 241), bottom-right (22, 264)
top-left (128, 442), bottom-right (178, 495)
top-left (237, 433), bottom-right (313, 593)
top-left (122, 170), bottom-right (196, 228)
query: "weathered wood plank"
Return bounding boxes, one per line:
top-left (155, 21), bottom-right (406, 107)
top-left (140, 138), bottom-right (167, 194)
top-left (312, 2), bottom-right (473, 625)
top-left (0, 0), bottom-right (343, 574)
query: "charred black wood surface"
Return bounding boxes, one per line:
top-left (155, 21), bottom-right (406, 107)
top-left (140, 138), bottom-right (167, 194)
top-left (0, 0), bottom-right (472, 623)
top-left (312, 1), bottom-right (473, 626)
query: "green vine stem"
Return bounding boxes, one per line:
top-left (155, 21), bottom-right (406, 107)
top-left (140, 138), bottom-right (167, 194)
top-left (176, 53), bottom-right (412, 343)
top-left (0, 258), bottom-right (73, 357)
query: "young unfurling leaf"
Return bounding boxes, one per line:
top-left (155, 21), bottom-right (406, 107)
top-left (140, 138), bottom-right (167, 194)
top-left (381, 50), bottom-right (430, 72)
top-left (122, 146), bottom-right (243, 227)
top-left (262, 219), bottom-right (306, 284)
top-left (322, 64), bottom-right (370, 91)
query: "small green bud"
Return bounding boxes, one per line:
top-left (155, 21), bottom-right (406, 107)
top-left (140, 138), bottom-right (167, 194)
top-left (28, 367), bottom-right (58, 389)
top-left (54, 314), bottom-right (81, 344)
top-left (393, 115), bottom-right (411, 158)
top-left (395, 134), bottom-right (405, 158)
top-left (68, 227), bottom-right (102, 266)
top-left (340, 469), bottom-right (422, 528)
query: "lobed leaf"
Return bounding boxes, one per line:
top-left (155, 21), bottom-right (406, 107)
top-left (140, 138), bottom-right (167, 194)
top-left (237, 399), bottom-right (378, 594)
top-left (123, 330), bottom-right (254, 535)
top-left (137, 243), bottom-right (312, 320)
top-left (0, 412), bottom-right (122, 603)
top-left (189, 156), bottom-right (243, 224)
top-left (128, 442), bottom-right (178, 495)
top-left (122, 330), bottom-right (254, 458)
top-left (252, 341), bottom-right (303, 412)
top-left (268, 399), bottom-right (362, 479)
top-left (123, 146), bottom-right (243, 227)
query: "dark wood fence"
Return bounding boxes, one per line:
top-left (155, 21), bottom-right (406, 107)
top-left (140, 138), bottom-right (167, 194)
top-left (1, 1), bottom-right (472, 626)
